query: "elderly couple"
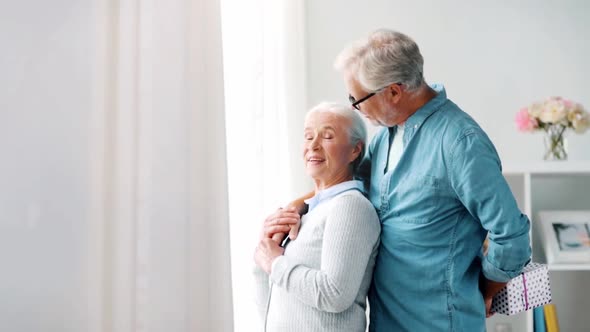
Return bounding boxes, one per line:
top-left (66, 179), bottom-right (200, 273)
top-left (253, 29), bottom-right (531, 332)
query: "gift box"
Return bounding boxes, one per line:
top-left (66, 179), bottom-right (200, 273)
top-left (491, 262), bottom-right (552, 315)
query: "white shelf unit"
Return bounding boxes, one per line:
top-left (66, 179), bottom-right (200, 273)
top-left (548, 263), bottom-right (590, 271)
top-left (486, 161), bottom-right (590, 332)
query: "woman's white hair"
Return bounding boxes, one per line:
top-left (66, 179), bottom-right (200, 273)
top-left (306, 102), bottom-right (367, 173)
top-left (334, 29), bottom-right (425, 92)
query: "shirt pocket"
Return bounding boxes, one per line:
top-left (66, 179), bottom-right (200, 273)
top-left (394, 174), bottom-right (441, 224)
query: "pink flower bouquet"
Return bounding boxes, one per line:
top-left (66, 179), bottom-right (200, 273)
top-left (516, 97), bottom-right (589, 160)
top-left (516, 97), bottom-right (589, 133)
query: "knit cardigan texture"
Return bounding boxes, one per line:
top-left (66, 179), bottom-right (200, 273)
top-left (254, 190), bottom-right (380, 331)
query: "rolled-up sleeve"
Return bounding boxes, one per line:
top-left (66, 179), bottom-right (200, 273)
top-left (449, 127), bottom-right (531, 282)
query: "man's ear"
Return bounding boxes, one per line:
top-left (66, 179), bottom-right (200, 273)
top-left (386, 83), bottom-right (403, 103)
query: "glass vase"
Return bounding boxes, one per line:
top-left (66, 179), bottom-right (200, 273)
top-left (543, 125), bottom-right (567, 161)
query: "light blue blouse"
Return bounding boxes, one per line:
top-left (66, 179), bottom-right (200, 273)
top-left (304, 180), bottom-right (365, 212)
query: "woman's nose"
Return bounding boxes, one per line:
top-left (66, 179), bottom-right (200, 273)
top-left (309, 137), bottom-right (321, 150)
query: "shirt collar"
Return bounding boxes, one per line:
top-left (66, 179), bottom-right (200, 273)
top-left (304, 180), bottom-right (365, 212)
top-left (404, 83), bottom-right (447, 130)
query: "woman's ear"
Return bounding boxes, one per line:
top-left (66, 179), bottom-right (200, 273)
top-left (349, 141), bottom-right (363, 162)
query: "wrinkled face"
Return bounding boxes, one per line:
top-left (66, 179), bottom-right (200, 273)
top-left (344, 73), bottom-right (398, 127)
top-left (303, 112), bottom-right (360, 188)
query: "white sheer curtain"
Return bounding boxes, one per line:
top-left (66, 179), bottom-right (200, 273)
top-left (91, 0), bottom-right (233, 331)
top-left (221, 0), bottom-right (309, 330)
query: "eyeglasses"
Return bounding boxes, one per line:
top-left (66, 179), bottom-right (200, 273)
top-left (349, 92), bottom-right (377, 110)
top-left (348, 83), bottom-right (401, 110)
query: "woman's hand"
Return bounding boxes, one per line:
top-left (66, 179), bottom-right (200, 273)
top-left (254, 238), bottom-right (285, 274)
top-left (260, 207), bottom-right (301, 244)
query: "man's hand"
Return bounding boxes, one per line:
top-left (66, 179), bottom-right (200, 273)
top-left (260, 207), bottom-right (301, 244)
top-left (481, 278), bottom-right (507, 317)
top-left (254, 238), bottom-right (285, 274)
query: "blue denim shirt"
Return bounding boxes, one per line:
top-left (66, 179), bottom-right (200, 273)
top-left (361, 84), bottom-right (531, 332)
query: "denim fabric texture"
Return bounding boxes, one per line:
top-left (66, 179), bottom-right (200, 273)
top-left (361, 84), bottom-right (531, 332)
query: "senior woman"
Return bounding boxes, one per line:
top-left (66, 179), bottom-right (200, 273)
top-left (253, 102), bottom-right (380, 332)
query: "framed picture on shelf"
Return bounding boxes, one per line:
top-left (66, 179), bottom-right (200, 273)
top-left (537, 210), bottom-right (590, 264)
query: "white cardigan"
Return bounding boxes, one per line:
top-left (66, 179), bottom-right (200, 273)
top-left (254, 188), bottom-right (380, 332)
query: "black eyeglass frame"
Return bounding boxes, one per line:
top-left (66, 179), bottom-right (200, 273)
top-left (348, 83), bottom-right (403, 110)
top-left (349, 92), bottom-right (376, 110)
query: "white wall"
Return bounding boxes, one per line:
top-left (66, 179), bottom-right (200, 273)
top-left (0, 1), bottom-right (97, 331)
top-left (305, 0), bottom-right (590, 163)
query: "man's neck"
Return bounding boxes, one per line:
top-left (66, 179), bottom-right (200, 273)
top-left (393, 84), bottom-right (437, 125)
top-left (407, 84), bottom-right (437, 114)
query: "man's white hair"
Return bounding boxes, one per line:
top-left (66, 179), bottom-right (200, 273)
top-left (334, 29), bottom-right (425, 92)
